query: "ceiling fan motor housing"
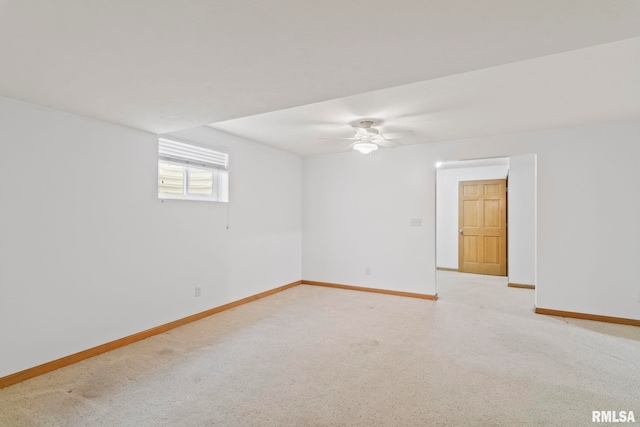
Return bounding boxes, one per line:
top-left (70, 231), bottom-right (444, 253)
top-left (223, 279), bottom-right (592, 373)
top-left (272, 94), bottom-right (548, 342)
top-left (352, 119), bottom-right (382, 138)
top-left (352, 119), bottom-right (381, 128)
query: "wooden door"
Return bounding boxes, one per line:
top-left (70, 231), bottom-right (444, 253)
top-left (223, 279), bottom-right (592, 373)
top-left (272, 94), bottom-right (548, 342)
top-left (458, 179), bottom-right (507, 276)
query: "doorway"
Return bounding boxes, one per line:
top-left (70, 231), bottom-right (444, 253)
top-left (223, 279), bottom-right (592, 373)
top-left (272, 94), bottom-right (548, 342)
top-left (435, 155), bottom-right (537, 301)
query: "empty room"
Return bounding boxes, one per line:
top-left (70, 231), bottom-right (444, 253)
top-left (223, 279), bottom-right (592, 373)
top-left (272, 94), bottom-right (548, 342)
top-left (1, 1), bottom-right (640, 426)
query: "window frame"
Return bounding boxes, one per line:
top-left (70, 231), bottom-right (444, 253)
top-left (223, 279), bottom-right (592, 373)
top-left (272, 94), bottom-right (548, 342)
top-left (158, 137), bottom-right (229, 203)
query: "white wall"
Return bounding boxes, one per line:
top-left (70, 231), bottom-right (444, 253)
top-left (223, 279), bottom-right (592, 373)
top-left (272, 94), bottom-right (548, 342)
top-left (303, 147), bottom-right (435, 295)
top-left (436, 164), bottom-right (509, 270)
top-left (508, 154), bottom-right (537, 287)
top-left (0, 96), bottom-right (302, 378)
top-left (303, 121), bottom-right (640, 321)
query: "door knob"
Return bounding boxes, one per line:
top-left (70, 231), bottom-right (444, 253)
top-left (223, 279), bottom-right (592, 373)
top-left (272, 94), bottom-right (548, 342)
top-left (459, 229), bottom-right (464, 234)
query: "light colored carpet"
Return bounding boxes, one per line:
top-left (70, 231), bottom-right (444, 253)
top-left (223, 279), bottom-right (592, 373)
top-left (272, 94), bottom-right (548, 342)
top-left (1, 272), bottom-right (639, 426)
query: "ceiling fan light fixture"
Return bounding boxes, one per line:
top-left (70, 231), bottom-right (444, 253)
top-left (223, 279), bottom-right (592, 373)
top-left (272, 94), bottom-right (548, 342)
top-left (353, 141), bottom-right (378, 155)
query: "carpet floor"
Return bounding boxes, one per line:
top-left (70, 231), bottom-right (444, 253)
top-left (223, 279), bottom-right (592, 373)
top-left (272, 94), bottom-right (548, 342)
top-left (1, 272), bottom-right (639, 426)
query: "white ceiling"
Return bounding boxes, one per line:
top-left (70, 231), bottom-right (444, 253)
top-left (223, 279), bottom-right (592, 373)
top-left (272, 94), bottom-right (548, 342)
top-left (1, 1), bottom-right (640, 153)
top-left (211, 37), bottom-right (640, 156)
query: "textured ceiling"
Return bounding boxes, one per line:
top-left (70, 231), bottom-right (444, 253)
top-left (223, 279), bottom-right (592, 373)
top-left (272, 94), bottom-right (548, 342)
top-left (1, 0), bottom-right (640, 140)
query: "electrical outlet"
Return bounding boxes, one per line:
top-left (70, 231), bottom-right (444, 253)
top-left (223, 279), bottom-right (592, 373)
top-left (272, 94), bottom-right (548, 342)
top-left (365, 267), bottom-right (371, 275)
top-left (195, 286), bottom-right (201, 297)
top-left (410, 218), bottom-right (423, 227)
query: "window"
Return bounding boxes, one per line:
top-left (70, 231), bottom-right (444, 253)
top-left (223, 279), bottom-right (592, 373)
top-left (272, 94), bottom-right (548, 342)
top-left (158, 138), bottom-right (229, 202)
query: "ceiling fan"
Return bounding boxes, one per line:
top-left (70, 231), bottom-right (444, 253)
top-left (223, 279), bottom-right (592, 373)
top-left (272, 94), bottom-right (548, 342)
top-left (323, 119), bottom-right (415, 154)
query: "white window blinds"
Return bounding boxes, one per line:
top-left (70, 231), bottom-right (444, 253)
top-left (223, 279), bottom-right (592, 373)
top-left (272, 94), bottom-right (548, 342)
top-left (159, 138), bottom-right (228, 171)
top-left (158, 137), bottom-right (229, 202)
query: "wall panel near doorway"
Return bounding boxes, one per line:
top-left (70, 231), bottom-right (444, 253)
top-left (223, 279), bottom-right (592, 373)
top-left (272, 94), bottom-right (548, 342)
top-left (507, 154), bottom-right (537, 289)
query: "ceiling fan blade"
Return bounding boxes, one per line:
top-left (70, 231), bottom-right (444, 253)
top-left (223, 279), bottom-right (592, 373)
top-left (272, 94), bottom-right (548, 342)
top-left (381, 130), bottom-right (415, 140)
top-left (343, 141), bottom-right (358, 151)
top-left (319, 137), bottom-right (358, 141)
top-left (376, 139), bottom-right (399, 149)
